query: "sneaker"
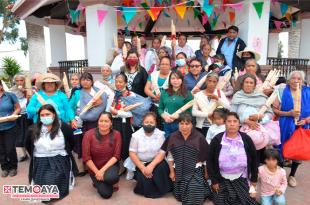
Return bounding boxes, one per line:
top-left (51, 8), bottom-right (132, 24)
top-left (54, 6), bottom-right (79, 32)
top-left (126, 171), bottom-right (134, 180)
top-left (1, 170), bottom-right (9, 178)
top-left (288, 176), bottom-right (297, 187)
top-left (9, 169), bottom-right (17, 177)
top-left (18, 155), bottom-right (29, 162)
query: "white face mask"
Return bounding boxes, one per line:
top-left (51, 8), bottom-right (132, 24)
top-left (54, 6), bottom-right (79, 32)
top-left (176, 59), bottom-right (186, 67)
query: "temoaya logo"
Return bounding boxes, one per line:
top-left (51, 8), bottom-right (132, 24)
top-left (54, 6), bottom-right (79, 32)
top-left (3, 185), bottom-right (59, 202)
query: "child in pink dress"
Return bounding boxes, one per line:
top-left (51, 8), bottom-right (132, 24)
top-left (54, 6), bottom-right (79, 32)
top-left (259, 149), bottom-right (287, 205)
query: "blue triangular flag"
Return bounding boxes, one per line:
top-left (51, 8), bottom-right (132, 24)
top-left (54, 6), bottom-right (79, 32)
top-left (202, 3), bottom-right (214, 18)
top-left (122, 7), bottom-right (137, 24)
top-left (280, 3), bottom-right (288, 17)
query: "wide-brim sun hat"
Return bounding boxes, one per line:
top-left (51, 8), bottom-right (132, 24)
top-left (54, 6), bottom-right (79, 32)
top-left (36, 73), bottom-right (62, 90)
top-left (237, 47), bottom-right (261, 61)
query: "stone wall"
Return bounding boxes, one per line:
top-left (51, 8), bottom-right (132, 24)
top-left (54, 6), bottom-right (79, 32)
top-left (26, 22), bottom-right (47, 75)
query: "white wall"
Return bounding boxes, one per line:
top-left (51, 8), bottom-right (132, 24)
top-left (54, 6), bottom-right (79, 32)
top-left (268, 33), bottom-right (279, 57)
top-left (49, 24), bottom-right (67, 66)
top-left (299, 18), bottom-right (310, 59)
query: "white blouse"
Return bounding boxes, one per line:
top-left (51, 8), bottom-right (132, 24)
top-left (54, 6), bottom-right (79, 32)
top-left (129, 128), bottom-right (165, 162)
top-left (34, 126), bottom-right (68, 157)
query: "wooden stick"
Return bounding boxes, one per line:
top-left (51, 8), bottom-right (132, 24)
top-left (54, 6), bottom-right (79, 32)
top-left (79, 89), bottom-right (105, 116)
top-left (294, 83), bottom-right (301, 125)
top-left (25, 76), bottom-right (32, 97)
top-left (1, 80), bottom-right (9, 91)
top-left (137, 37), bottom-right (142, 56)
top-left (122, 44), bottom-right (128, 59)
top-left (114, 35), bottom-right (118, 51)
top-left (123, 102), bottom-right (144, 111)
top-left (216, 71), bottom-right (232, 90)
top-left (0, 115), bottom-right (21, 123)
top-left (258, 91), bottom-right (278, 116)
top-left (233, 67), bottom-right (239, 80)
top-left (192, 75), bottom-right (207, 93)
top-left (62, 72), bottom-right (70, 98)
top-left (171, 100), bottom-right (194, 118)
top-left (35, 92), bottom-right (47, 105)
top-left (161, 35), bottom-right (167, 47)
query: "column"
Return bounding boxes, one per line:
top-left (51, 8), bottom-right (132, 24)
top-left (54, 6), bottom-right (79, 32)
top-left (49, 24), bottom-right (67, 67)
top-left (25, 22), bottom-right (47, 74)
top-left (236, 0), bottom-right (271, 65)
top-left (299, 13), bottom-right (310, 59)
top-left (267, 33), bottom-right (279, 58)
top-left (85, 4), bottom-right (117, 66)
top-left (83, 36), bottom-right (88, 59)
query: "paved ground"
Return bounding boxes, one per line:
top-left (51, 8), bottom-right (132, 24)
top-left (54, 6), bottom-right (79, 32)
top-left (1, 158), bottom-right (309, 205)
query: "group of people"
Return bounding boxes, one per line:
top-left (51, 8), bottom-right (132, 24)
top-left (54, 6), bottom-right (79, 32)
top-left (1, 25), bottom-right (310, 205)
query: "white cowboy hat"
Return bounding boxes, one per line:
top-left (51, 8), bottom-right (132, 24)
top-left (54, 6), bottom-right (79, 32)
top-left (36, 73), bottom-right (62, 90)
top-left (237, 47), bottom-right (261, 61)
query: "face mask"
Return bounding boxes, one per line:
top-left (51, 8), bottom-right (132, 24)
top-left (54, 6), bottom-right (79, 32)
top-left (142, 124), bottom-right (156, 133)
top-left (176, 59), bottom-right (186, 67)
top-left (40, 116), bottom-right (54, 125)
top-left (215, 62), bottom-right (222, 67)
top-left (127, 59), bottom-right (138, 67)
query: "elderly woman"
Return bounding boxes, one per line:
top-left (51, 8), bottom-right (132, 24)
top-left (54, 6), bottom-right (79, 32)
top-left (199, 43), bottom-right (213, 70)
top-left (236, 47), bottom-right (261, 71)
top-left (272, 70), bottom-right (310, 187)
top-left (144, 37), bottom-right (161, 73)
top-left (25, 104), bottom-right (78, 201)
top-left (0, 80), bottom-right (21, 177)
top-left (161, 113), bottom-right (211, 204)
top-left (231, 73), bottom-right (280, 162)
top-left (26, 73), bottom-right (74, 123)
top-left (192, 72), bottom-right (231, 136)
top-left (184, 58), bottom-right (208, 92)
top-left (120, 49), bottom-right (148, 97)
top-left (126, 112), bottom-right (172, 198)
top-left (10, 74), bottom-right (32, 162)
top-left (208, 112), bottom-right (259, 205)
top-left (82, 112), bottom-right (122, 199)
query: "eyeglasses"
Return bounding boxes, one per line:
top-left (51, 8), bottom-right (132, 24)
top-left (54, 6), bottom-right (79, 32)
top-left (189, 65), bottom-right (201, 68)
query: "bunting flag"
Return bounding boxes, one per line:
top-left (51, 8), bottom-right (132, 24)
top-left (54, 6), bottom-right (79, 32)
top-left (141, 2), bottom-right (150, 10)
top-left (229, 11), bottom-right (235, 23)
top-left (202, 3), bottom-right (214, 18)
top-left (253, 2), bottom-right (264, 19)
top-left (163, 9), bottom-right (171, 17)
top-left (76, 3), bottom-right (85, 11)
top-left (285, 12), bottom-right (292, 21)
top-left (147, 7), bottom-right (163, 21)
top-left (139, 22), bottom-right (143, 29)
top-left (211, 12), bottom-right (220, 29)
top-left (174, 4), bottom-right (187, 19)
top-left (292, 19), bottom-right (297, 28)
top-left (122, 7), bottom-right (137, 24)
top-left (69, 9), bottom-right (80, 24)
top-left (274, 20), bottom-right (283, 29)
top-left (280, 3), bottom-right (288, 17)
top-left (97, 9), bottom-right (108, 26)
top-left (193, 8), bottom-right (201, 19)
top-left (227, 2), bottom-right (243, 11)
top-left (202, 14), bottom-right (208, 25)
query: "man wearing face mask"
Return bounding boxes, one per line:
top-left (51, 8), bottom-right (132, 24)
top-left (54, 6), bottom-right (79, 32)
top-left (216, 25), bottom-right (246, 72)
top-left (236, 48), bottom-right (261, 72)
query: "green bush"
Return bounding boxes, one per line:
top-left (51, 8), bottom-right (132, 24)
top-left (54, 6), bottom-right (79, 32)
top-left (1, 56), bottom-right (21, 85)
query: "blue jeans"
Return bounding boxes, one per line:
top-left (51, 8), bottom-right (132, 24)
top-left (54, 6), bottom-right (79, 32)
top-left (163, 122), bottom-right (179, 138)
top-left (261, 194), bottom-right (286, 205)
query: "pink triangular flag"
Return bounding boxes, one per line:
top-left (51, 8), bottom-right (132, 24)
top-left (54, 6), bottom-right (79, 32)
top-left (97, 9), bottom-right (108, 26)
top-left (274, 21), bottom-right (283, 30)
top-left (202, 14), bottom-right (208, 25)
top-left (228, 2), bottom-right (243, 11)
top-left (76, 3), bottom-right (85, 11)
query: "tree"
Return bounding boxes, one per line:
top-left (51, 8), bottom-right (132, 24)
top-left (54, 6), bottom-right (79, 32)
top-left (1, 56), bottom-right (21, 85)
top-left (0, 0), bottom-right (28, 55)
top-left (277, 40), bottom-right (284, 58)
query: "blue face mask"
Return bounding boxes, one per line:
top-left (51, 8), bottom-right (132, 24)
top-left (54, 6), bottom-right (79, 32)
top-left (176, 59), bottom-right (186, 67)
top-left (40, 116), bottom-right (54, 125)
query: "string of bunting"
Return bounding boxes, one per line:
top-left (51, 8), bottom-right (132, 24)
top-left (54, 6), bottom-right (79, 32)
top-left (66, 0), bottom-right (294, 32)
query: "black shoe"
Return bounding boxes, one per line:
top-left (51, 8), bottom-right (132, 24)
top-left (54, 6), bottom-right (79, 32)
top-left (1, 170), bottom-right (9, 178)
top-left (77, 171), bottom-right (87, 177)
top-left (18, 155), bottom-right (29, 162)
top-left (9, 169), bottom-right (17, 177)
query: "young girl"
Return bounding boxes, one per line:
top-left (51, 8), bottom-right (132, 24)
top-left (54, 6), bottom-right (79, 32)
top-left (158, 70), bottom-right (193, 138)
top-left (205, 108), bottom-right (228, 144)
top-left (259, 149), bottom-right (287, 205)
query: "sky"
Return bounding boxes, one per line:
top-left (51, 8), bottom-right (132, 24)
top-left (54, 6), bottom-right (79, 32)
top-left (0, 20), bottom-right (289, 72)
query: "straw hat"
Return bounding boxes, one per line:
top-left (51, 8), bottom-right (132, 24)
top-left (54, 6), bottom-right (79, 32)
top-left (36, 73), bottom-right (62, 90)
top-left (236, 47), bottom-right (261, 61)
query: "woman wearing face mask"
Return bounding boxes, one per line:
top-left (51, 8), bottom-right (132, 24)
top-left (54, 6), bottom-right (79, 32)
top-left (236, 48), bottom-right (261, 72)
top-left (174, 52), bottom-right (189, 76)
top-left (125, 112), bottom-right (172, 198)
top-left (110, 74), bottom-right (151, 163)
top-left (120, 49), bottom-right (148, 97)
top-left (82, 112), bottom-right (122, 198)
top-left (69, 72), bottom-right (108, 176)
top-left (213, 54), bottom-right (232, 77)
top-left (192, 72), bottom-right (231, 136)
top-left (158, 70), bottom-right (193, 138)
top-left (25, 104), bottom-right (78, 201)
top-left (26, 73), bottom-right (74, 124)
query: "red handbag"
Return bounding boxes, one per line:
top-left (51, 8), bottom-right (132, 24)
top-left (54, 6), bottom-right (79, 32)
top-left (283, 128), bottom-right (310, 160)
